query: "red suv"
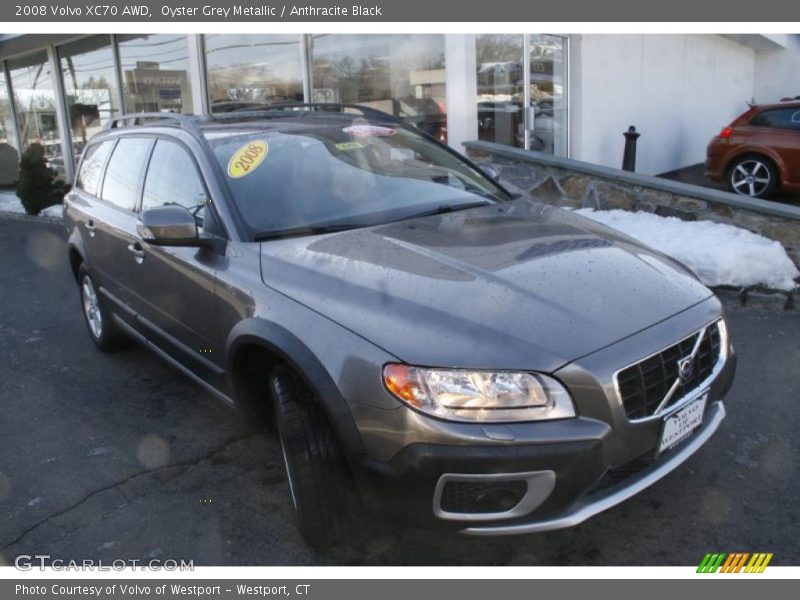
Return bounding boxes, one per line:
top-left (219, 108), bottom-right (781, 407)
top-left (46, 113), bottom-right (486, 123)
top-left (706, 101), bottom-right (800, 198)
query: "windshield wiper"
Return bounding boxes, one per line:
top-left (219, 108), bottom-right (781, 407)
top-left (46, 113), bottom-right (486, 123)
top-left (401, 201), bottom-right (491, 221)
top-left (254, 201), bottom-right (492, 241)
top-left (253, 223), bottom-right (367, 241)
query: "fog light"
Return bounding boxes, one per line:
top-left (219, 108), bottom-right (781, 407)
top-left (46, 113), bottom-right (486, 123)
top-left (440, 480), bottom-right (528, 514)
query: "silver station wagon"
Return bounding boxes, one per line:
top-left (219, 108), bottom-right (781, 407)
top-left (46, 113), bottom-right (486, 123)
top-left (63, 105), bottom-right (736, 549)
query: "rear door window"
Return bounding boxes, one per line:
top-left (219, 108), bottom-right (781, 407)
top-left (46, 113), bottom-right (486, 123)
top-left (750, 108), bottom-right (800, 130)
top-left (75, 141), bottom-right (114, 196)
top-left (100, 137), bottom-right (153, 212)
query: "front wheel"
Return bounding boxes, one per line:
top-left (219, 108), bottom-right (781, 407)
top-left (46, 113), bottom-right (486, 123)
top-left (727, 156), bottom-right (778, 198)
top-left (270, 365), bottom-right (354, 550)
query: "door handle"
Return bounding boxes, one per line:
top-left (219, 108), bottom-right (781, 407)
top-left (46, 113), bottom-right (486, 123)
top-left (127, 242), bottom-right (145, 264)
top-left (85, 220), bottom-right (96, 237)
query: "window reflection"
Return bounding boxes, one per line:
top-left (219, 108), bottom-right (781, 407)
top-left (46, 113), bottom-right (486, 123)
top-left (75, 140), bottom-right (114, 196)
top-left (142, 139), bottom-right (207, 228)
top-left (476, 34), bottom-right (524, 148)
top-left (117, 34), bottom-right (192, 114)
top-left (529, 34), bottom-right (567, 156)
top-left (8, 52), bottom-right (64, 175)
top-left (101, 137), bottom-right (152, 211)
top-left (0, 67), bottom-right (17, 184)
top-left (0, 68), bottom-right (15, 149)
top-left (475, 34), bottom-right (568, 155)
top-left (58, 35), bottom-right (121, 165)
top-left (205, 34), bottom-right (304, 112)
top-left (310, 34), bottom-right (447, 142)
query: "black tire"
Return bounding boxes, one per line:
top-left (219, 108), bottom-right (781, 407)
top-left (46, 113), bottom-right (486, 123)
top-left (77, 264), bottom-right (127, 352)
top-left (726, 155), bottom-right (779, 198)
top-left (270, 365), bottom-right (354, 550)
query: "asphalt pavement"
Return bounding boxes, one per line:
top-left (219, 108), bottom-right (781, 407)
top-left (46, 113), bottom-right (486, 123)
top-left (0, 216), bottom-right (798, 566)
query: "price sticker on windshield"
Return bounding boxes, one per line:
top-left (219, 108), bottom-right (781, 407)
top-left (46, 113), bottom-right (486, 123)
top-left (342, 125), bottom-right (396, 137)
top-left (227, 140), bottom-right (269, 179)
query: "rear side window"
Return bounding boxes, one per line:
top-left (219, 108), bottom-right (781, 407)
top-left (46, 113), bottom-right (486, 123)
top-left (76, 141), bottom-right (113, 196)
top-left (100, 137), bottom-right (152, 212)
top-left (142, 140), bottom-right (208, 225)
top-left (750, 108), bottom-right (800, 130)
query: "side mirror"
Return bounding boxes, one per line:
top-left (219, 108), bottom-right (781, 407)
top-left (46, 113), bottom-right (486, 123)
top-left (138, 205), bottom-right (225, 253)
top-left (480, 164), bottom-right (500, 181)
top-left (138, 205), bottom-right (197, 243)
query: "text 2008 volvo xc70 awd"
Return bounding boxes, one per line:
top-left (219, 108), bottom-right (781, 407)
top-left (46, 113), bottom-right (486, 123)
top-left (64, 105), bottom-right (736, 548)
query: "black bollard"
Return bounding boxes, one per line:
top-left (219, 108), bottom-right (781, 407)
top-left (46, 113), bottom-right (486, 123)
top-left (622, 126), bottom-right (640, 172)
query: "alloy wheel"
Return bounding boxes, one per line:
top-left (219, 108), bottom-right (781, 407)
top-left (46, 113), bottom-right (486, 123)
top-left (81, 275), bottom-right (103, 339)
top-left (730, 159), bottom-right (772, 197)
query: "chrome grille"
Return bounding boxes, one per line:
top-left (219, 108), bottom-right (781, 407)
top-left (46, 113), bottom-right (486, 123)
top-left (616, 321), bottom-right (723, 420)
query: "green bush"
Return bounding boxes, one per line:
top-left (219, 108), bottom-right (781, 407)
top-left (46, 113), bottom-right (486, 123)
top-left (16, 143), bottom-right (70, 215)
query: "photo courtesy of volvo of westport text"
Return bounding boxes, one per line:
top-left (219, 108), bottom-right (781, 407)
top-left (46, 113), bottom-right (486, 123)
top-left (14, 584), bottom-right (311, 597)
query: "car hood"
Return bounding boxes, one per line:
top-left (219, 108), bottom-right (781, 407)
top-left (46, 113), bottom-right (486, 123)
top-left (259, 200), bottom-right (713, 372)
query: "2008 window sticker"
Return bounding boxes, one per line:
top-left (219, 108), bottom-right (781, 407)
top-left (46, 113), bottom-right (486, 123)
top-left (227, 140), bottom-right (269, 179)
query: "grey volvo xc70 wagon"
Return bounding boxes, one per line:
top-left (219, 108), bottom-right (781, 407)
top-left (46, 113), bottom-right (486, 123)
top-left (64, 105), bottom-right (736, 549)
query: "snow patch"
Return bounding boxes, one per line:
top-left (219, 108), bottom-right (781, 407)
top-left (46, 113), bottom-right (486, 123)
top-left (0, 192), bottom-right (26, 214)
top-left (575, 209), bottom-right (800, 291)
top-left (40, 204), bottom-right (64, 219)
top-left (0, 190), bottom-right (63, 219)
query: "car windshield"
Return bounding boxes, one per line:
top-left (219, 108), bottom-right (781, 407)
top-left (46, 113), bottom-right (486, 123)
top-left (205, 119), bottom-right (509, 239)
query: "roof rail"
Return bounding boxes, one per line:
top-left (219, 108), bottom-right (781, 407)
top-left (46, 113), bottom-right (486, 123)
top-left (226, 102), bottom-right (403, 123)
top-left (103, 112), bottom-right (202, 133)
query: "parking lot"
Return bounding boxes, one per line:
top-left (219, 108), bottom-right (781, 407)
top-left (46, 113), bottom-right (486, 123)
top-left (0, 216), bottom-right (798, 566)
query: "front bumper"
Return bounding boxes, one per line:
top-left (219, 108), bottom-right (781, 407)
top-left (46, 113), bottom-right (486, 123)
top-left (347, 299), bottom-right (736, 533)
top-left (462, 400), bottom-right (725, 535)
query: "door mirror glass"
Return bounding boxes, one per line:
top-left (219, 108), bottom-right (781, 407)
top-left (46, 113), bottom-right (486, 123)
top-left (138, 205), bottom-right (199, 245)
top-left (480, 164), bottom-right (500, 181)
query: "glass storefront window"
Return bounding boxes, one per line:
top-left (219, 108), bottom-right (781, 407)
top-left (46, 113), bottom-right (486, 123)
top-left (475, 34), bottom-right (568, 155)
top-left (476, 34), bottom-right (524, 148)
top-left (58, 35), bottom-right (121, 165)
top-left (0, 67), bottom-right (18, 184)
top-left (529, 35), bottom-right (568, 156)
top-left (204, 34), bottom-right (304, 112)
top-left (8, 52), bottom-right (64, 175)
top-left (117, 34), bottom-right (193, 114)
top-left (0, 68), bottom-right (16, 150)
top-left (310, 34), bottom-right (447, 141)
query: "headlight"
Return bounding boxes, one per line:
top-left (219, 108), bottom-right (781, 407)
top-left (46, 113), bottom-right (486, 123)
top-left (383, 364), bottom-right (576, 422)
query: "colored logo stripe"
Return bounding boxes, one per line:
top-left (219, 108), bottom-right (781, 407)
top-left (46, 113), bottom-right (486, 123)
top-left (745, 553), bottom-right (773, 573)
top-left (697, 553), bottom-right (726, 573)
top-left (697, 552), bottom-right (773, 573)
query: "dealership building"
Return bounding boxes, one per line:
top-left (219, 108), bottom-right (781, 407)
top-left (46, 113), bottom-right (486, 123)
top-left (0, 32), bottom-right (798, 183)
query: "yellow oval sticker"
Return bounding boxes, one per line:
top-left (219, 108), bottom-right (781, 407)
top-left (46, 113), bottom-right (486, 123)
top-left (227, 140), bottom-right (269, 179)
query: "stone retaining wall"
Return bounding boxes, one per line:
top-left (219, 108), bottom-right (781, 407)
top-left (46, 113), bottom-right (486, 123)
top-left (464, 141), bottom-right (800, 271)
